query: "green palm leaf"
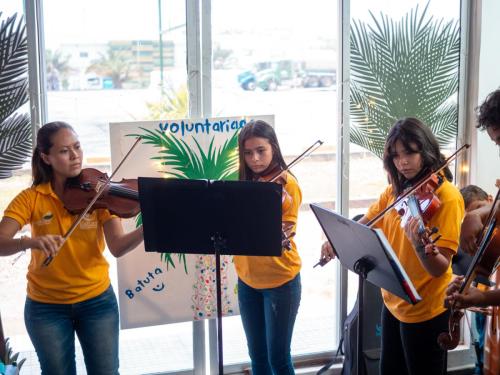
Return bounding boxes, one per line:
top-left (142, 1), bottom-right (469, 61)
top-left (350, 3), bottom-right (460, 158)
top-left (129, 126), bottom-right (240, 272)
top-left (0, 12), bottom-right (31, 179)
top-left (0, 113), bottom-right (31, 178)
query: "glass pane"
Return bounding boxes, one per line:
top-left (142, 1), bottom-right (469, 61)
top-left (0, 0), bottom-right (33, 369)
top-left (34, 1), bottom-right (191, 373)
top-left (212, 0), bottom-right (339, 365)
top-left (347, 0), bottom-right (461, 331)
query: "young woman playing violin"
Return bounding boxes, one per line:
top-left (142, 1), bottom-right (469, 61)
top-left (233, 120), bottom-right (302, 375)
top-left (0, 121), bottom-right (144, 375)
top-left (321, 117), bottom-right (464, 375)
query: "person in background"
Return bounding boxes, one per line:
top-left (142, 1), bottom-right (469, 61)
top-left (233, 120), bottom-right (302, 375)
top-left (452, 185), bottom-right (493, 374)
top-left (0, 121), bottom-right (144, 375)
top-left (447, 88), bottom-right (500, 309)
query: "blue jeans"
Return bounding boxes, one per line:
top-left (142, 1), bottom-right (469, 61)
top-left (24, 285), bottom-right (119, 375)
top-left (238, 274), bottom-right (301, 375)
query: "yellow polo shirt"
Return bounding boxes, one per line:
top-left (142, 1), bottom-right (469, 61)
top-left (3, 182), bottom-right (115, 304)
top-left (365, 179), bottom-right (464, 323)
top-left (233, 172), bottom-right (302, 289)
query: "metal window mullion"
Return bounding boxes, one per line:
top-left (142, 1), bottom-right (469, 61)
top-left (457, 0), bottom-right (482, 188)
top-left (337, 0), bottom-right (350, 345)
top-left (201, 0), bottom-right (212, 118)
top-left (187, 0), bottom-right (202, 118)
top-left (24, 0), bottom-right (48, 146)
top-left (199, 2), bottom-right (218, 373)
top-left (186, 0), bottom-right (206, 373)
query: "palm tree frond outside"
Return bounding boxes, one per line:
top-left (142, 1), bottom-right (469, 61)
top-left (350, 2), bottom-right (460, 158)
top-left (0, 12), bottom-right (31, 179)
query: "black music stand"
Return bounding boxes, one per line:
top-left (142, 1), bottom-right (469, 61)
top-left (310, 204), bottom-right (422, 375)
top-left (138, 177), bottom-right (283, 375)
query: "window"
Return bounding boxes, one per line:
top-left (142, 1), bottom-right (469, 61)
top-left (212, 0), bottom-right (339, 365)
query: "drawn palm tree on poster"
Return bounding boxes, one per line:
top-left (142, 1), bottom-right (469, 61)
top-left (349, 2), bottom-right (460, 158)
top-left (130, 127), bottom-right (240, 272)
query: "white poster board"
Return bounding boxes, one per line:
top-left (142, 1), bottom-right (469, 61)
top-left (110, 115), bottom-right (274, 329)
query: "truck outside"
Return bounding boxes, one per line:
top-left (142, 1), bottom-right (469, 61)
top-left (237, 58), bottom-right (336, 91)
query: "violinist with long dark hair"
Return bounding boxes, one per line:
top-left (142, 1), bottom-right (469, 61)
top-left (234, 120), bottom-right (302, 375)
top-left (321, 117), bottom-right (464, 375)
top-left (0, 121), bottom-right (144, 375)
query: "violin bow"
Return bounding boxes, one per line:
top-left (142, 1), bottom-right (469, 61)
top-left (42, 136), bottom-right (142, 267)
top-left (267, 140), bottom-right (324, 183)
top-left (366, 144), bottom-right (470, 228)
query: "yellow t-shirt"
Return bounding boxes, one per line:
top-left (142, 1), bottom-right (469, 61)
top-left (233, 172), bottom-right (302, 289)
top-left (4, 182), bottom-right (115, 304)
top-left (365, 179), bottom-right (464, 323)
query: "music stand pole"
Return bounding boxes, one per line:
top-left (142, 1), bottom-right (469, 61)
top-left (213, 234), bottom-right (225, 375)
top-left (353, 257), bottom-right (374, 375)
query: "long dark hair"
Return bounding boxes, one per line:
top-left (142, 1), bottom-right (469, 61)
top-left (32, 121), bottom-right (75, 186)
top-left (383, 117), bottom-right (453, 196)
top-left (238, 120), bottom-right (287, 181)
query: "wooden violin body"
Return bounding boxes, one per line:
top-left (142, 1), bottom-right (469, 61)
top-left (484, 270), bottom-right (500, 375)
top-left (394, 173), bottom-right (442, 256)
top-left (438, 189), bottom-right (500, 351)
top-left (63, 168), bottom-right (140, 218)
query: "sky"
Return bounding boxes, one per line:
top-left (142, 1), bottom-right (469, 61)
top-left (1, 0), bottom-right (459, 49)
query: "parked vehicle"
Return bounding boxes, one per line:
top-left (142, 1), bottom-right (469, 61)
top-left (237, 59), bottom-right (336, 91)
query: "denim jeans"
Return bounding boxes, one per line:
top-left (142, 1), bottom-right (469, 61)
top-left (24, 285), bottom-right (119, 375)
top-left (238, 274), bottom-right (301, 375)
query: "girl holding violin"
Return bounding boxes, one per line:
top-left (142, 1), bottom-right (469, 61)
top-left (321, 117), bottom-right (464, 375)
top-left (0, 121), bottom-right (144, 375)
top-left (233, 120), bottom-right (302, 375)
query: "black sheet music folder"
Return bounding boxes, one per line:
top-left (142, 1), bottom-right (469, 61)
top-left (311, 204), bottom-right (422, 305)
top-left (138, 177), bottom-right (283, 256)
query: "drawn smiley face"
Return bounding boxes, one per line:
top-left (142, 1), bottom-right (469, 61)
top-left (152, 283), bottom-right (165, 292)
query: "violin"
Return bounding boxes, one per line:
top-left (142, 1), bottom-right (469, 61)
top-left (484, 270), bottom-right (500, 375)
top-left (395, 173), bottom-right (443, 256)
top-left (257, 164), bottom-right (294, 250)
top-left (63, 168), bottom-right (140, 218)
top-left (438, 187), bottom-right (500, 350)
top-left (314, 144), bottom-right (470, 268)
top-left (256, 140), bottom-right (324, 250)
top-left (43, 137), bottom-right (142, 266)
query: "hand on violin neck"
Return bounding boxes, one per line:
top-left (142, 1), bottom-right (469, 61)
top-left (404, 217), bottom-right (424, 247)
top-left (281, 221), bottom-right (295, 250)
top-left (445, 281), bottom-right (486, 310)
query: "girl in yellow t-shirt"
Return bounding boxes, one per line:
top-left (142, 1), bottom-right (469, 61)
top-left (321, 117), bottom-right (464, 375)
top-left (233, 120), bottom-right (302, 375)
top-left (0, 121), bottom-right (144, 375)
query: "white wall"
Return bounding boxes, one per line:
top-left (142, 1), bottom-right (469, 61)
top-left (476, 0), bottom-right (500, 194)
